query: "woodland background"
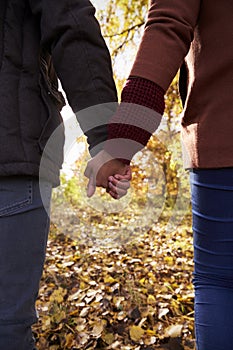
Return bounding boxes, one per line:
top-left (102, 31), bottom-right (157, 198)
top-left (33, 1), bottom-right (195, 349)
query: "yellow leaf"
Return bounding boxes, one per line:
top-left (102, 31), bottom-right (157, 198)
top-left (139, 277), bottom-right (146, 286)
top-left (145, 329), bottom-right (156, 336)
top-left (129, 325), bottom-right (144, 342)
top-left (104, 275), bottom-right (117, 284)
top-left (49, 287), bottom-right (66, 303)
top-left (148, 272), bottom-right (156, 281)
top-left (101, 332), bottom-right (115, 345)
top-left (80, 281), bottom-right (87, 290)
top-left (147, 295), bottom-right (156, 305)
top-left (164, 256), bottom-right (174, 266)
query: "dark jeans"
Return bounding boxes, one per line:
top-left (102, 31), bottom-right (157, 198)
top-left (0, 176), bottom-right (52, 350)
top-left (191, 168), bottom-right (233, 350)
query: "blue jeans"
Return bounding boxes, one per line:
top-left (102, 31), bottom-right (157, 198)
top-left (191, 168), bottom-right (233, 350)
top-left (0, 176), bottom-right (52, 350)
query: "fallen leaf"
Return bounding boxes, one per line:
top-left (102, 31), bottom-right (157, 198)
top-left (129, 325), bottom-right (144, 342)
top-left (164, 324), bottom-right (183, 338)
top-left (158, 308), bottom-right (170, 319)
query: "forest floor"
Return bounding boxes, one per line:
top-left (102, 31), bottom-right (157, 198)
top-left (33, 204), bottom-right (195, 350)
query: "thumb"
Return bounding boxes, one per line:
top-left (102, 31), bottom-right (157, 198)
top-left (125, 165), bottom-right (132, 180)
top-left (87, 174), bottom-right (96, 198)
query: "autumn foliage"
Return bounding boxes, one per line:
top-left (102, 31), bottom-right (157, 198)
top-left (33, 0), bottom-right (195, 349)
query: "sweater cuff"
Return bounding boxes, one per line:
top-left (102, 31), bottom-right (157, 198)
top-left (105, 77), bottom-right (165, 163)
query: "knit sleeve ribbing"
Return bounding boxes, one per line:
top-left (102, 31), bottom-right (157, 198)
top-left (105, 77), bottom-right (165, 163)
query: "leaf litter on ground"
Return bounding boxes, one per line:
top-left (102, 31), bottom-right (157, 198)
top-left (33, 212), bottom-right (195, 350)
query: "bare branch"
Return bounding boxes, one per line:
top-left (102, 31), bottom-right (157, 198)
top-left (104, 21), bottom-right (145, 38)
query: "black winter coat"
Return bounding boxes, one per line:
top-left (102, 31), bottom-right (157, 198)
top-left (0, 0), bottom-right (117, 186)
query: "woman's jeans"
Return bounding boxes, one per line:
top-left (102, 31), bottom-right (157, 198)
top-left (191, 168), bottom-right (233, 350)
top-left (0, 176), bottom-right (52, 350)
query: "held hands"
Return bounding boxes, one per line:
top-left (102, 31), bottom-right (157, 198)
top-left (84, 150), bottom-right (132, 199)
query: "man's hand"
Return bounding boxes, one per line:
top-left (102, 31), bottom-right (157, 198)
top-left (84, 150), bottom-right (132, 199)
